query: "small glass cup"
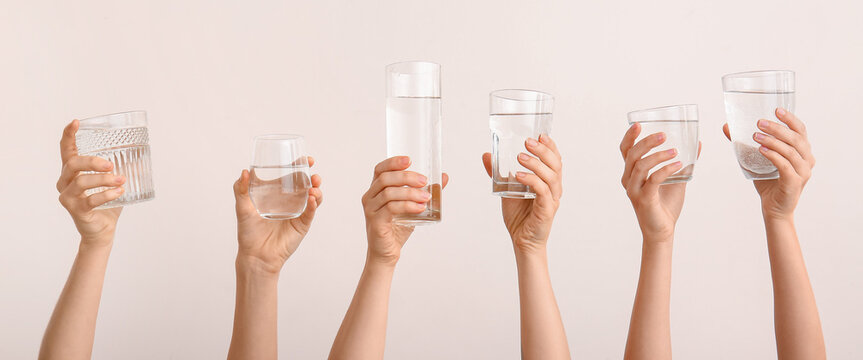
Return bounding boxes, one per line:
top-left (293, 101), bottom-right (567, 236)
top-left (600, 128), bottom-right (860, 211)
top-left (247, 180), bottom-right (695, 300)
top-left (627, 104), bottom-right (699, 184)
top-left (249, 135), bottom-right (311, 220)
top-left (386, 61), bottom-right (442, 225)
top-left (489, 89), bottom-right (553, 199)
top-left (76, 111), bottom-right (155, 209)
top-left (722, 70), bottom-right (795, 180)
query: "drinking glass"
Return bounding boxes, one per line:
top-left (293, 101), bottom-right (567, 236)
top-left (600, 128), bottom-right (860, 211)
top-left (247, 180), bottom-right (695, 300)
top-left (76, 111), bottom-right (154, 209)
top-left (386, 61), bottom-right (442, 225)
top-left (489, 89), bottom-right (553, 198)
top-left (722, 70), bottom-right (795, 180)
top-left (627, 105), bottom-right (700, 184)
top-left (249, 135), bottom-right (311, 220)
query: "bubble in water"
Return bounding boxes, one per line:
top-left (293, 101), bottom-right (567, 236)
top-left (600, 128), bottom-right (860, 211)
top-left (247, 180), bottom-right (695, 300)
top-left (734, 142), bottom-right (775, 174)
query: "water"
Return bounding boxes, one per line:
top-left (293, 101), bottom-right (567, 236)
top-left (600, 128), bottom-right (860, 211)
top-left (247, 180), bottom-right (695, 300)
top-left (386, 96), bottom-right (442, 224)
top-left (724, 91), bottom-right (795, 179)
top-left (76, 126), bottom-right (154, 209)
top-left (249, 165), bottom-right (311, 220)
top-left (490, 113), bottom-right (552, 198)
top-left (632, 120), bottom-right (699, 184)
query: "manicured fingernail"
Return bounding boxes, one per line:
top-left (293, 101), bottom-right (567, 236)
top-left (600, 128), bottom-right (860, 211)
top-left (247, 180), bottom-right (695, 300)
top-left (758, 119), bottom-right (769, 129)
top-left (539, 134), bottom-right (550, 143)
top-left (526, 138), bottom-right (538, 147)
top-left (516, 171), bottom-right (527, 178)
top-left (759, 146), bottom-right (769, 154)
top-left (401, 157), bottom-right (410, 165)
top-left (776, 107), bottom-right (786, 116)
top-left (423, 191), bottom-right (432, 200)
top-left (102, 162), bottom-right (113, 170)
top-left (114, 187), bottom-right (125, 194)
top-left (418, 174), bottom-right (427, 184)
top-left (414, 202), bottom-right (426, 210)
top-left (115, 176), bottom-right (125, 184)
top-left (656, 132), bottom-right (666, 141)
top-left (518, 153), bottom-right (530, 161)
top-left (667, 148), bottom-right (677, 155)
top-left (673, 161), bottom-right (682, 167)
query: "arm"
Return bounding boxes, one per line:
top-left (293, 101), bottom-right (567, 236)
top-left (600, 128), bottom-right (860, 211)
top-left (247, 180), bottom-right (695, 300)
top-left (227, 162), bottom-right (323, 360)
top-left (731, 108), bottom-right (824, 359)
top-left (329, 156), bottom-right (448, 360)
top-left (40, 120), bottom-right (127, 360)
top-left (482, 135), bottom-right (569, 359)
top-left (619, 124), bottom-right (696, 360)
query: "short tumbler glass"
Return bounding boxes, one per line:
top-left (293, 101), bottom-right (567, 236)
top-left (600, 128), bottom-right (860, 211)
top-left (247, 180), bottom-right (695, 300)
top-left (76, 111), bottom-right (155, 209)
top-left (249, 135), bottom-right (311, 220)
top-left (722, 70), bottom-right (795, 180)
top-left (627, 104), bottom-right (699, 184)
top-left (490, 89), bottom-right (553, 199)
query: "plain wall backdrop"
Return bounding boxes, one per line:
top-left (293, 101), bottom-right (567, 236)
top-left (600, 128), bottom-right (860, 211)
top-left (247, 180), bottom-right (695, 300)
top-left (1, 0), bottom-right (861, 358)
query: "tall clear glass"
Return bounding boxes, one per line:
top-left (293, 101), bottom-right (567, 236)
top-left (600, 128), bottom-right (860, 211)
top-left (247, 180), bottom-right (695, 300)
top-left (249, 135), bottom-right (311, 220)
top-left (386, 61), bottom-right (442, 225)
top-left (489, 89), bottom-right (553, 199)
top-left (627, 105), bottom-right (700, 184)
top-left (76, 111), bottom-right (154, 209)
top-left (722, 70), bottom-right (795, 180)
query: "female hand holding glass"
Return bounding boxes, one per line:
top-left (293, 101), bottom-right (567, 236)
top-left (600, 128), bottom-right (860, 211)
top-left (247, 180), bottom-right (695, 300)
top-left (227, 135), bottom-right (323, 360)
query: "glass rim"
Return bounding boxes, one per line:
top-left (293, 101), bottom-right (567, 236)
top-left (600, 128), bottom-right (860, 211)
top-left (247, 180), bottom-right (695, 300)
top-left (78, 110), bottom-right (147, 124)
top-left (386, 60), bottom-right (441, 74)
top-left (721, 69), bottom-right (794, 81)
top-left (490, 89), bottom-right (554, 102)
top-left (253, 134), bottom-right (305, 142)
top-left (627, 104), bottom-right (699, 123)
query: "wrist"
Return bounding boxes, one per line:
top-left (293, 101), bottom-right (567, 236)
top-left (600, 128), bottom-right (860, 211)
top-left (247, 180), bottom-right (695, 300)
top-left (762, 209), bottom-right (795, 224)
top-left (365, 251), bottom-right (399, 270)
top-left (235, 254), bottom-right (283, 279)
top-left (514, 245), bottom-right (548, 264)
top-left (642, 231), bottom-right (674, 245)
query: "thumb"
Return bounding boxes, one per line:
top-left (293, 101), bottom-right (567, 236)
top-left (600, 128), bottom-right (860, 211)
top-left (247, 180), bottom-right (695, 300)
top-left (481, 153), bottom-right (492, 178)
top-left (442, 173), bottom-right (450, 189)
top-left (722, 124), bottom-right (731, 141)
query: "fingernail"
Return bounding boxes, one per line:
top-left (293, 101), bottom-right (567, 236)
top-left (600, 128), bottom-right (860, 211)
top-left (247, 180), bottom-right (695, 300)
top-left (115, 187), bottom-right (125, 194)
top-left (673, 161), bottom-right (682, 167)
top-left (776, 107), bottom-right (786, 116)
top-left (518, 153), bottom-right (530, 161)
top-left (401, 157), bottom-right (410, 165)
top-left (657, 132), bottom-right (666, 141)
top-left (759, 146), bottom-right (769, 154)
top-left (539, 134), bottom-right (550, 143)
top-left (414, 202), bottom-right (426, 210)
top-left (516, 172), bottom-right (527, 178)
top-left (423, 191), bottom-right (432, 200)
top-left (115, 176), bottom-right (125, 184)
top-left (103, 162), bottom-right (113, 170)
top-left (667, 148), bottom-right (677, 155)
top-left (418, 174), bottom-right (428, 184)
top-left (758, 119), bottom-right (769, 129)
top-left (526, 138), bottom-right (538, 147)
top-left (754, 133), bottom-right (765, 141)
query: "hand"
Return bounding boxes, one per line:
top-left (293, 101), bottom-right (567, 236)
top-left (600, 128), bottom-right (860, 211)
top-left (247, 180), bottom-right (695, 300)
top-left (56, 120), bottom-right (126, 248)
top-left (723, 108), bottom-right (815, 221)
top-left (233, 158), bottom-right (323, 275)
top-left (361, 156), bottom-right (449, 265)
top-left (482, 135), bottom-right (563, 254)
top-left (620, 124), bottom-right (700, 241)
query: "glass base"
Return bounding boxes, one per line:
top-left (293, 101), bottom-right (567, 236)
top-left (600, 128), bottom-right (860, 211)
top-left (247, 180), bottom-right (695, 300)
top-left (492, 182), bottom-right (536, 199)
top-left (493, 191), bottom-right (536, 199)
top-left (742, 167), bottom-right (779, 180)
top-left (94, 191), bottom-right (155, 209)
top-left (260, 212), bottom-right (302, 220)
top-left (393, 215), bottom-right (441, 226)
top-left (660, 164), bottom-right (695, 185)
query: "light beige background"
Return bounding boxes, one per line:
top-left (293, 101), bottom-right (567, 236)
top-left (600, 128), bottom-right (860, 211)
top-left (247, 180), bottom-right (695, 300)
top-left (1, 0), bottom-right (861, 359)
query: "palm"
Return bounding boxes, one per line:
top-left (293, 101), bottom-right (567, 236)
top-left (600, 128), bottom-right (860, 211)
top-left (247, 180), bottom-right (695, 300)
top-left (236, 200), bottom-right (307, 266)
top-left (74, 208), bottom-right (123, 245)
top-left (635, 183), bottom-right (686, 237)
top-left (367, 223), bottom-right (413, 261)
top-left (500, 199), bottom-right (546, 248)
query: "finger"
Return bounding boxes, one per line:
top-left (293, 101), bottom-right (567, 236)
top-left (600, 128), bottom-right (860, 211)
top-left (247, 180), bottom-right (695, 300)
top-left (367, 170), bottom-right (427, 198)
top-left (442, 173), bottom-right (449, 189)
top-left (775, 108), bottom-right (806, 136)
top-left (481, 153), bottom-right (492, 178)
top-left (57, 156), bottom-right (114, 192)
top-left (697, 141), bottom-right (702, 159)
top-left (60, 120), bottom-right (79, 164)
top-left (757, 118), bottom-right (814, 164)
top-left (619, 123), bottom-right (641, 158)
top-left (525, 137), bottom-right (562, 172)
top-left (758, 145), bottom-right (796, 179)
top-left (85, 187), bottom-right (125, 210)
top-left (514, 172), bottom-right (555, 210)
top-left (380, 200), bottom-right (427, 216)
top-left (310, 174), bottom-right (323, 205)
top-left (308, 156), bottom-right (315, 168)
top-left (517, 152), bottom-right (560, 198)
top-left (373, 156), bottom-right (411, 179)
top-left (641, 161), bottom-right (684, 195)
top-left (628, 148), bottom-right (678, 191)
top-left (753, 133), bottom-right (810, 177)
top-left (538, 134), bottom-right (559, 154)
top-left (722, 123), bottom-right (731, 141)
top-left (370, 187), bottom-right (431, 212)
top-left (65, 174), bottom-right (126, 195)
top-left (233, 169), bottom-right (250, 198)
top-left (622, 132), bottom-right (666, 185)
top-left (297, 193), bottom-right (319, 227)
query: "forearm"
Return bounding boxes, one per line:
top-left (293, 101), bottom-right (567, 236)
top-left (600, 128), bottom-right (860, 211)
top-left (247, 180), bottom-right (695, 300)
top-left (227, 257), bottom-right (280, 360)
top-left (763, 217), bottom-right (825, 360)
top-left (624, 239), bottom-right (673, 360)
top-left (329, 255), bottom-right (396, 360)
top-left (39, 242), bottom-right (112, 360)
top-left (515, 248), bottom-right (570, 360)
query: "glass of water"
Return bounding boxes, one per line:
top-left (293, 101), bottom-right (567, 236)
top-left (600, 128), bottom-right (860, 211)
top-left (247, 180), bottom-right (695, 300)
top-left (722, 70), bottom-right (795, 180)
top-left (249, 135), bottom-right (311, 220)
top-left (627, 105), bottom-right (700, 184)
top-left (76, 111), bottom-right (155, 209)
top-left (489, 89), bottom-right (553, 199)
top-left (386, 61), bottom-right (442, 225)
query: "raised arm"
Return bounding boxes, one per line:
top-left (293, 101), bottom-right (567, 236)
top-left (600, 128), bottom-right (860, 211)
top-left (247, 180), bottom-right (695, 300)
top-left (329, 156), bottom-right (448, 360)
top-left (227, 161), bottom-right (323, 360)
top-left (40, 120), bottom-right (127, 360)
top-left (482, 135), bottom-right (569, 360)
top-left (724, 108), bottom-right (824, 359)
top-left (619, 124), bottom-right (697, 360)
